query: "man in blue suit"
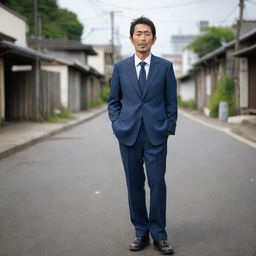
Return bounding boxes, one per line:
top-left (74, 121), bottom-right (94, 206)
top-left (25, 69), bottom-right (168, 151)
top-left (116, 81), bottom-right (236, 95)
top-left (108, 16), bottom-right (177, 255)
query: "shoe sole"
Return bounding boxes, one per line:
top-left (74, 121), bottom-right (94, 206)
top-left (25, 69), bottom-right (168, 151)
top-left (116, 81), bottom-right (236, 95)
top-left (129, 242), bottom-right (150, 251)
top-left (153, 245), bottom-right (174, 255)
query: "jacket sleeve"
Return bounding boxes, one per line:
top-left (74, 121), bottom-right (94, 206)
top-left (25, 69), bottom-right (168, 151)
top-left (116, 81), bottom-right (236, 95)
top-left (165, 62), bottom-right (178, 135)
top-left (108, 64), bottom-right (122, 122)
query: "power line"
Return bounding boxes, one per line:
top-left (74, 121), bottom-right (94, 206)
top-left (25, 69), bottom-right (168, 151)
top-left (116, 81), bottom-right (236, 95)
top-left (116, 13), bottom-right (234, 24)
top-left (82, 27), bottom-right (110, 40)
top-left (92, 0), bottom-right (107, 13)
top-left (87, 0), bottom-right (106, 21)
top-left (99, 0), bottom-right (208, 10)
top-left (219, 4), bottom-right (239, 25)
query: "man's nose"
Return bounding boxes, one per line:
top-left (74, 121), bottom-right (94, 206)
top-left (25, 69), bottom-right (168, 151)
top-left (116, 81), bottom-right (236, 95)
top-left (141, 34), bottom-right (146, 41)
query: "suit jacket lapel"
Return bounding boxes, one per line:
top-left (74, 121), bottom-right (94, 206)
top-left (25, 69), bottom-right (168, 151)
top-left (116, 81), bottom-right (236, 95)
top-left (126, 55), bottom-right (141, 98)
top-left (143, 54), bottom-right (160, 99)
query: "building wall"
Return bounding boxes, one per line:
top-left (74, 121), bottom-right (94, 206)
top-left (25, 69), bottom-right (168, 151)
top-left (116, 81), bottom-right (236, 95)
top-left (0, 58), bottom-right (4, 125)
top-left (39, 70), bottom-right (61, 118)
top-left (42, 65), bottom-right (69, 109)
top-left (196, 69), bottom-right (205, 110)
top-left (182, 49), bottom-right (198, 74)
top-left (179, 78), bottom-right (195, 101)
top-left (85, 77), bottom-right (92, 110)
top-left (162, 54), bottom-right (182, 77)
top-left (239, 58), bottom-right (249, 108)
top-left (4, 69), bottom-right (34, 120)
top-left (0, 5), bottom-right (27, 47)
top-left (68, 68), bottom-right (81, 112)
top-left (88, 47), bottom-right (105, 74)
top-left (91, 76), bottom-right (101, 100)
top-left (80, 74), bottom-right (89, 110)
top-left (248, 57), bottom-right (256, 109)
top-left (225, 48), bottom-right (235, 76)
top-left (46, 50), bottom-right (87, 65)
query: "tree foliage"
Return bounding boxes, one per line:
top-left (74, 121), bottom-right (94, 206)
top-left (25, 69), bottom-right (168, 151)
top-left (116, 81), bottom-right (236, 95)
top-left (188, 27), bottom-right (235, 57)
top-left (0, 0), bottom-right (83, 41)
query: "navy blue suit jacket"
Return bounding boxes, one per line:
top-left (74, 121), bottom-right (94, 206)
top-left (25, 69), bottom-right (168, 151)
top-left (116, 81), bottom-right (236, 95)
top-left (108, 54), bottom-right (177, 146)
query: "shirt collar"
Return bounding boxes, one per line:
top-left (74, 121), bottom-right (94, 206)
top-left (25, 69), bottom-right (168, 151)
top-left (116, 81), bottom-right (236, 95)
top-left (134, 53), bottom-right (152, 67)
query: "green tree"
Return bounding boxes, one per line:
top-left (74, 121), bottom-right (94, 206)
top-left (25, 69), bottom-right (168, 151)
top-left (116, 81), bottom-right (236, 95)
top-left (189, 27), bottom-right (235, 57)
top-left (0, 0), bottom-right (83, 41)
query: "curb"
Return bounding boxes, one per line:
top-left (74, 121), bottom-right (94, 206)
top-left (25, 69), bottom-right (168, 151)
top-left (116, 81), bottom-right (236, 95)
top-left (180, 109), bottom-right (256, 149)
top-left (0, 106), bottom-right (107, 160)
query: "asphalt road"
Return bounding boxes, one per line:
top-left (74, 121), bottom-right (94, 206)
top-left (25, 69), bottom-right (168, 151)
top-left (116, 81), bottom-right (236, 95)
top-left (0, 112), bottom-right (255, 256)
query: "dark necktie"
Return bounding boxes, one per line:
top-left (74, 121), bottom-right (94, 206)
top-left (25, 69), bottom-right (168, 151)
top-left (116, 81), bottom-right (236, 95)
top-left (138, 62), bottom-right (146, 94)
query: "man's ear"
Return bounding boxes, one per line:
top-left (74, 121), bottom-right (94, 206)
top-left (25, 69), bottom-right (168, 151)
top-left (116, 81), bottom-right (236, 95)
top-left (152, 36), bottom-right (157, 44)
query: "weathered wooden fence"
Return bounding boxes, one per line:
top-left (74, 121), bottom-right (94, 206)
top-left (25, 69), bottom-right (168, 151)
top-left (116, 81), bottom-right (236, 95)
top-left (5, 67), bottom-right (61, 121)
top-left (40, 70), bottom-right (61, 119)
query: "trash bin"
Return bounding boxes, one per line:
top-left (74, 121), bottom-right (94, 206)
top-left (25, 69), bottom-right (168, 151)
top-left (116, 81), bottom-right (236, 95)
top-left (218, 101), bottom-right (229, 121)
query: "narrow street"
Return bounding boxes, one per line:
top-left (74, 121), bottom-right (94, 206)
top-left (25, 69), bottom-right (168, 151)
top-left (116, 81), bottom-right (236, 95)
top-left (0, 112), bottom-right (255, 256)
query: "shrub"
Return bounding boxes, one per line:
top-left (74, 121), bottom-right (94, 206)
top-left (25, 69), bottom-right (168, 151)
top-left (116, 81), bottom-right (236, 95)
top-left (210, 75), bottom-right (235, 117)
top-left (91, 98), bottom-right (104, 107)
top-left (58, 110), bottom-right (76, 119)
top-left (46, 114), bottom-right (60, 123)
top-left (101, 86), bottom-right (110, 102)
top-left (178, 95), bottom-right (196, 109)
top-left (177, 95), bottom-right (182, 105)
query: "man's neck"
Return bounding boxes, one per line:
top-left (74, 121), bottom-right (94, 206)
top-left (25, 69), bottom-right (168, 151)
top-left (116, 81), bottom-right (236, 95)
top-left (135, 51), bottom-right (151, 61)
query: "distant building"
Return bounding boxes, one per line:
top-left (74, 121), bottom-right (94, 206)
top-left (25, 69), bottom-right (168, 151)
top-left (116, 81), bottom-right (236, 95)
top-left (232, 20), bottom-right (256, 36)
top-left (161, 54), bottom-right (182, 77)
top-left (170, 21), bottom-right (208, 55)
top-left (28, 38), bottom-right (97, 65)
top-left (182, 48), bottom-right (199, 74)
top-left (170, 35), bottom-right (198, 55)
top-left (28, 38), bottom-right (104, 112)
top-left (88, 44), bottom-right (121, 85)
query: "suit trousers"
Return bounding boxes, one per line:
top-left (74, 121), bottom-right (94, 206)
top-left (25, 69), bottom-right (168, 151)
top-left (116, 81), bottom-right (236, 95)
top-left (118, 120), bottom-right (168, 240)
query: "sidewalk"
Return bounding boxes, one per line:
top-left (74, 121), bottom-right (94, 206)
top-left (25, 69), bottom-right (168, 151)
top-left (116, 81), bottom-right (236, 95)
top-left (0, 105), bottom-right (107, 160)
top-left (180, 108), bottom-right (256, 149)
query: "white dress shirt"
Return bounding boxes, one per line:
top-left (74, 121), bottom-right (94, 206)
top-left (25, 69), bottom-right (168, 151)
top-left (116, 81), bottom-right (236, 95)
top-left (134, 53), bottom-right (151, 80)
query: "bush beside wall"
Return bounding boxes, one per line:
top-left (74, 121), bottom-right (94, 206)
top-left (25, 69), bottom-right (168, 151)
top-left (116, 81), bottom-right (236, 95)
top-left (210, 75), bottom-right (235, 117)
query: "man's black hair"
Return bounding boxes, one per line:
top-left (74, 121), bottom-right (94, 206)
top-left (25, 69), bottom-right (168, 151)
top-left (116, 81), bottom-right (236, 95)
top-left (130, 16), bottom-right (156, 38)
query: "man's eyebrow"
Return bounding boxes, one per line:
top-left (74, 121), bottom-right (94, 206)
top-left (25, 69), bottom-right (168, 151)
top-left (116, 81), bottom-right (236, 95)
top-left (135, 30), bottom-right (151, 33)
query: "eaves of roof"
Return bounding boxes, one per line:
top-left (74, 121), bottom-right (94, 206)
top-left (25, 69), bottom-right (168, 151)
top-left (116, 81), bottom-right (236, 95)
top-left (0, 40), bottom-right (54, 61)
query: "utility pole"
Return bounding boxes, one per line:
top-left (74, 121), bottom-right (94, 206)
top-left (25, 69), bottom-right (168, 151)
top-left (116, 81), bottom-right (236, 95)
top-left (34, 0), bottom-right (39, 50)
top-left (110, 11), bottom-right (114, 65)
top-left (33, 0), bottom-right (41, 121)
top-left (109, 10), bottom-right (121, 65)
top-left (234, 0), bottom-right (244, 114)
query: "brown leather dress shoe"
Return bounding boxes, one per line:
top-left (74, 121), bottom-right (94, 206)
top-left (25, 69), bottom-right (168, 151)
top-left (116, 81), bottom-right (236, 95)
top-left (153, 240), bottom-right (174, 254)
top-left (129, 236), bottom-right (150, 251)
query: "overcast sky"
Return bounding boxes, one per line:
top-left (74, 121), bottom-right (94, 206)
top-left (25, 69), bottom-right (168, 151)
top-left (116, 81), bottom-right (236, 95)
top-left (58, 0), bottom-right (256, 56)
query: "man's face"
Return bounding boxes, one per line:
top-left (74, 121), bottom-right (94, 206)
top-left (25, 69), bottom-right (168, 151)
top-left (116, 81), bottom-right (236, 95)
top-left (130, 24), bottom-right (156, 54)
